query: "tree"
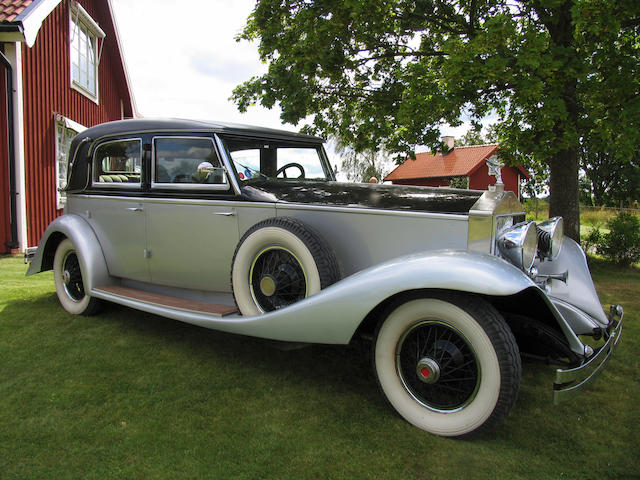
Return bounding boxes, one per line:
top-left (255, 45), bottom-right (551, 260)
top-left (580, 140), bottom-right (640, 207)
top-left (233, 0), bottom-right (640, 241)
top-left (330, 138), bottom-right (393, 182)
top-left (455, 126), bottom-right (487, 147)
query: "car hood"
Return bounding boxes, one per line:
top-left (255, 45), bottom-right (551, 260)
top-left (240, 180), bottom-right (484, 214)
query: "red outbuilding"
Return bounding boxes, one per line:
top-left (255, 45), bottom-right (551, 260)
top-left (0, 0), bottom-right (135, 253)
top-left (384, 138), bottom-right (529, 198)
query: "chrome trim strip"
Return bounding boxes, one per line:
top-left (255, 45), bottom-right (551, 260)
top-left (68, 194), bottom-right (275, 208)
top-left (214, 134), bottom-right (242, 195)
top-left (553, 306), bottom-right (623, 403)
top-left (276, 203), bottom-right (470, 220)
top-left (91, 182), bottom-right (142, 189)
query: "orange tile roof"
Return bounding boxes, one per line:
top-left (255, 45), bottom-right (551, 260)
top-left (385, 144), bottom-right (500, 181)
top-left (0, 0), bottom-right (34, 22)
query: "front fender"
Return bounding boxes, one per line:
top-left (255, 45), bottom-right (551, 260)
top-left (26, 214), bottom-right (111, 292)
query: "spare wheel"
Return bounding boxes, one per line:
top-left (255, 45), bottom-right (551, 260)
top-left (231, 217), bottom-right (340, 316)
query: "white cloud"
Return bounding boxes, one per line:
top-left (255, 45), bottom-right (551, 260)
top-left (110, 0), bottom-right (289, 129)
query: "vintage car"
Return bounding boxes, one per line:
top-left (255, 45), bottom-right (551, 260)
top-left (26, 118), bottom-right (623, 437)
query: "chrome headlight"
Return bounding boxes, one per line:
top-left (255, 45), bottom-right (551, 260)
top-left (497, 221), bottom-right (538, 271)
top-left (537, 217), bottom-right (564, 260)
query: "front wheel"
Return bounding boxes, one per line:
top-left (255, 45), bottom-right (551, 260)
top-left (53, 239), bottom-right (101, 316)
top-left (373, 294), bottom-right (521, 437)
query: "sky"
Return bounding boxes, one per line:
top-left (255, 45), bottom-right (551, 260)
top-left (110, 0), bottom-right (287, 129)
top-left (109, 0), bottom-right (477, 169)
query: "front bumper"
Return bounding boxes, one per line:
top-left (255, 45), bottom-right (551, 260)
top-left (553, 305), bottom-right (623, 403)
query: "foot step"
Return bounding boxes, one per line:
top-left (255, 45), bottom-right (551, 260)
top-left (94, 286), bottom-right (238, 316)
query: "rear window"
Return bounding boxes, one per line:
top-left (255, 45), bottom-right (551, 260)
top-left (92, 139), bottom-right (142, 186)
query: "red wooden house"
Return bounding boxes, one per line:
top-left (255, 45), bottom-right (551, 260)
top-left (0, 0), bottom-right (135, 253)
top-left (384, 138), bottom-right (529, 198)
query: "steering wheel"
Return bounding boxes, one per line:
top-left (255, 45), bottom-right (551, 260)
top-left (275, 162), bottom-right (306, 179)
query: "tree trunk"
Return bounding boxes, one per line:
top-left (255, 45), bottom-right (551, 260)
top-left (548, 147), bottom-right (580, 242)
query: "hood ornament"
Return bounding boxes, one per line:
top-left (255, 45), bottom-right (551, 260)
top-left (486, 156), bottom-right (504, 192)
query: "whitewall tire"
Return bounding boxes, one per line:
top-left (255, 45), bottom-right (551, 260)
top-left (374, 294), bottom-right (521, 437)
top-left (53, 239), bottom-right (101, 316)
top-left (231, 217), bottom-right (340, 316)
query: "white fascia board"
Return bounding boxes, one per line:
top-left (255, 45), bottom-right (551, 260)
top-left (16, 0), bottom-right (63, 47)
top-left (106, 0), bottom-right (139, 118)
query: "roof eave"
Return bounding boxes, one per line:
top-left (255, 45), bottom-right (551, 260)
top-left (10, 0), bottom-right (63, 47)
top-left (0, 23), bottom-right (25, 43)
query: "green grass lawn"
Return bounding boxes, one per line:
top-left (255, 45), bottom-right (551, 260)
top-left (1, 255), bottom-right (638, 480)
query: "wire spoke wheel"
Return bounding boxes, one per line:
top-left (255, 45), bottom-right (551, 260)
top-left (250, 247), bottom-right (307, 312)
top-left (231, 217), bottom-right (340, 316)
top-left (397, 321), bottom-right (479, 411)
top-left (53, 238), bottom-right (101, 316)
top-left (61, 251), bottom-right (85, 301)
top-left (374, 294), bottom-right (521, 437)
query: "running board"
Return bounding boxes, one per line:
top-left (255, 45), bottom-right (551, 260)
top-left (92, 285), bottom-right (238, 317)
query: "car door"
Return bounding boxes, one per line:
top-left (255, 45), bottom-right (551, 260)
top-left (85, 137), bottom-right (150, 282)
top-left (145, 135), bottom-right (240, 292)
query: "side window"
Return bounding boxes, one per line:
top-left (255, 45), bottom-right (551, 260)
top-left (92, 139), bottom-right (142, 186)
top-left (153, 137), bottom-right (228, 188)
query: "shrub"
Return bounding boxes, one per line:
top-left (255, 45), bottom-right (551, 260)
top-left (581, 226), bottom-right (603, 254)
top-left (599, 212), bottom-right (640, 266)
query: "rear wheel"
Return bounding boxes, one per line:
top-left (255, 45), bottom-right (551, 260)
top-left (53, 239), bottom-right (101, 316)
top-left (374, 294), bottom-right (521, 437)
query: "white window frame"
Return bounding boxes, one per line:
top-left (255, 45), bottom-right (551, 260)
top-left (55, 115), bottom-right (86, 210)
top-left (69, 2), bottom-right (105, 103)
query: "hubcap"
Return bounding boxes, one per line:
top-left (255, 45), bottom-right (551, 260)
top-left (250, 247), bottom-right (307, 312)
top-left (259, 275), bottom-right (277, 297)
top-left (416, 357), bottom-right (440, 384)
top-left (396, 320), bottom-right (480, 412)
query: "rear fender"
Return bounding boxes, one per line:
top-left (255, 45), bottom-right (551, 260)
top-left (26, 214), bottom-right (111, 292)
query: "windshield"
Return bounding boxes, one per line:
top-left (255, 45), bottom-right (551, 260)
top-left (220, 136), bottom-right (333, 182)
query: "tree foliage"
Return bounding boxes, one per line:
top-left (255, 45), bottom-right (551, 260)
top-left (233, 0), bottom-right (640, 240)
top-left (580, 139), bottom-right (640, 207)
top-left (331, 138), bottom-right (394, 182)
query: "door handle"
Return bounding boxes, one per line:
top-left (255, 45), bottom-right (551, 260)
top-left (214, 211), bottom-right (236, 216)
top-left (126, 206), bottom-right (144, 212)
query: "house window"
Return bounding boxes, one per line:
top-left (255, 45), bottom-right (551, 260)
top-left (69, 4), bottom-right (105, 101)
top-left (56, 117), bottom-right (86, 209)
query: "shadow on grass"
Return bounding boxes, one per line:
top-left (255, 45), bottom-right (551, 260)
top-left (1, 292), bottom-right (384, 408)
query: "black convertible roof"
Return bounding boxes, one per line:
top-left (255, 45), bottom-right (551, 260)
top-left (79, 118), bottom-right (325, 143)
